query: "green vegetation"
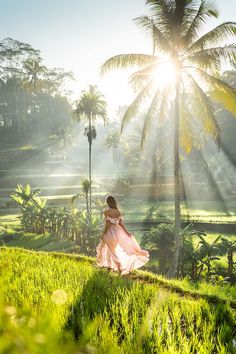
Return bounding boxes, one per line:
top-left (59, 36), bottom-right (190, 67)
top-left (0, 247), bottom-right (235, 353)
top-left (141, 223), bottom-right (236, 281)
top-left (9, 184), bottom-right (102, 255)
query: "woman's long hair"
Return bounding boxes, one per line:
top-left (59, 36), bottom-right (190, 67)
top-left (106, 195), bottom-right (118, 209)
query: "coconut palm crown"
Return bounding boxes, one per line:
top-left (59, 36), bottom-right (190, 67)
top-left (101, 0), bottom-right (236, 152)
top-left (73, 85), bottom-right (108, 125)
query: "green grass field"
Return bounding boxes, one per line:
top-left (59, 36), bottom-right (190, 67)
top-left (0, 247), bottom-right (235, 353)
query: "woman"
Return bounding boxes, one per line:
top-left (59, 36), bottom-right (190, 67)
top-left (96, 195), bottom-right (149, 274)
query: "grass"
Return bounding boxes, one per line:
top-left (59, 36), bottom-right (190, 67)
top-left (134, 270), bottom-right (236, 307)
top-left (0, 247), bottom-right (235, 353)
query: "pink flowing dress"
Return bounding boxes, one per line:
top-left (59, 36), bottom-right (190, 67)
top-left (96, 215), bottom-right (149, 274)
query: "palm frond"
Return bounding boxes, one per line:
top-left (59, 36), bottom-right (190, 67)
top-left (193, 67), bottom-right (236, 117)
top-left (158, 86), bottom-right (172, 122)
top-left (185, 44), bottom-right (236, 70)
top-left (141, 90), bottom-right (160, 149)
top-left (172, 0), bottom-right (201, 39)
top-left (185, 72), bottom-right (221, 143)
top-left (187, 22), bottom-right (236, 54)
top-left (128, 62), bottom-right (161, 91)
top-left (73, 85), bottom-right (107, 123)
top-left (100, 54), bottom-right (155, 76)
top-left (145, 0), bottom-right (172, 35)
top-left (179, 97), bottom-right (193, 154)
top-left (134, 16), bottom-right (173, 54)
top-left (183, 1), bottom-right (219, 47)
top-left (121, 79), bottom-right (155, 133)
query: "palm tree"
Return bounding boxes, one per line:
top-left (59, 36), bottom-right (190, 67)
top-left (71, 178), bottom-right (92, 214)
top-left (22, 59), bottom-right (46, 122)
top-left (73, 85), bottom-right (108, 214)
top-left (49, 127), bottom-right (72, 162)
top-left (101, 0), bottom-right (236, 278)
top-left (104, 130), bottom-right (121, 162)
top-left (22, 59), bottom-right (46, 94)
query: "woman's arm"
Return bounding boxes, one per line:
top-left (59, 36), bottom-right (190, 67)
top-left (119, 219), bottom-right (132, 237)
top-left (101, 221), bottom-right (109, 238)
top-left (101, 211), bottom-right (110, 238)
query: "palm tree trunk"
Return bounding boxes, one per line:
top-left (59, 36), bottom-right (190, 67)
top-left (89, 114), bottom-right (92, 215)
top-left (86, 193), bottom-right (89, 214)
top-left (168, 79), bottom-right (181, 278)
top-left (14, 83), bottom-right (21, 139)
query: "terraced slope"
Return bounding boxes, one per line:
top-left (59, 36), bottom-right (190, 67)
top-left (0, 247), bottom-right (235, 353)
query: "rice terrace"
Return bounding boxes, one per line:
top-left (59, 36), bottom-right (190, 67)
top-left (0, 0), bottom-right (236, 353)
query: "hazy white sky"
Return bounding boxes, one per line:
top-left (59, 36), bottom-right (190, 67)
top-left (0, 0), bottom-right (235, 114)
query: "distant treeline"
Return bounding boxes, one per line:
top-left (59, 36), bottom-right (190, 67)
top-left (0, 38), bottom-right (73, 146)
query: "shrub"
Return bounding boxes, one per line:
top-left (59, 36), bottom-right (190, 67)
top-left (141, 223), bottom-right (175, 275)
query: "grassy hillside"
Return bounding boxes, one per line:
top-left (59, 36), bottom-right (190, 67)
top-left (0, 247), bottom-right (235, 353)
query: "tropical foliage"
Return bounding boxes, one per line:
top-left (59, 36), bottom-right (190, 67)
top-left (141, 223), bottom-right (236, 281)
top-left (11, 184), bottom-right (102, 255)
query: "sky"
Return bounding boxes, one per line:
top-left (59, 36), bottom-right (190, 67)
top-left (0, 0), bottom-right (236, 114)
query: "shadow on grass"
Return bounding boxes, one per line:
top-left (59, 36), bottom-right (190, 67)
top-left (64, 268), bottom-right (135, 341)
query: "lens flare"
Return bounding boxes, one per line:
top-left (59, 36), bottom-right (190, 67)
top-left (51, 289), bottom-right (68, 305)
top-left (153, 60), bottom-right (178, 88)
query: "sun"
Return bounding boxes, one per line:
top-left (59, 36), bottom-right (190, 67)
top-left (153, 59), bottom-right (178, 89)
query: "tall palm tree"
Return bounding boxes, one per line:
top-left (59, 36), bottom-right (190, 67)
top-left (73, 85), bottom-right (108, 214)
top-left (101, 0), bottom-right (236, 278)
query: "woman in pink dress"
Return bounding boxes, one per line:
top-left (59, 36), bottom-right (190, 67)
top-left (96, 195), bottom-right (149, 274)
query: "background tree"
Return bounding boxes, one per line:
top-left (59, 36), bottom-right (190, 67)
top-left (101, 0), bottom-right (236, 278)
top-left (22, 59), bottom-right (46, 94)
top-left (48, 126), bottom-right (72, 162)
top-left (104, 130), bottom-right (121, 162)
top-left (73, 85), bottom-right (108, 214)
top-left (0, 38), bottom-right (73, 147)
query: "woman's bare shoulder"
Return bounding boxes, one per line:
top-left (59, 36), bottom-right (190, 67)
top-left (104, 208), bottom-right (121, 218)
top-left (103, 209), bottom-right (110, 215)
